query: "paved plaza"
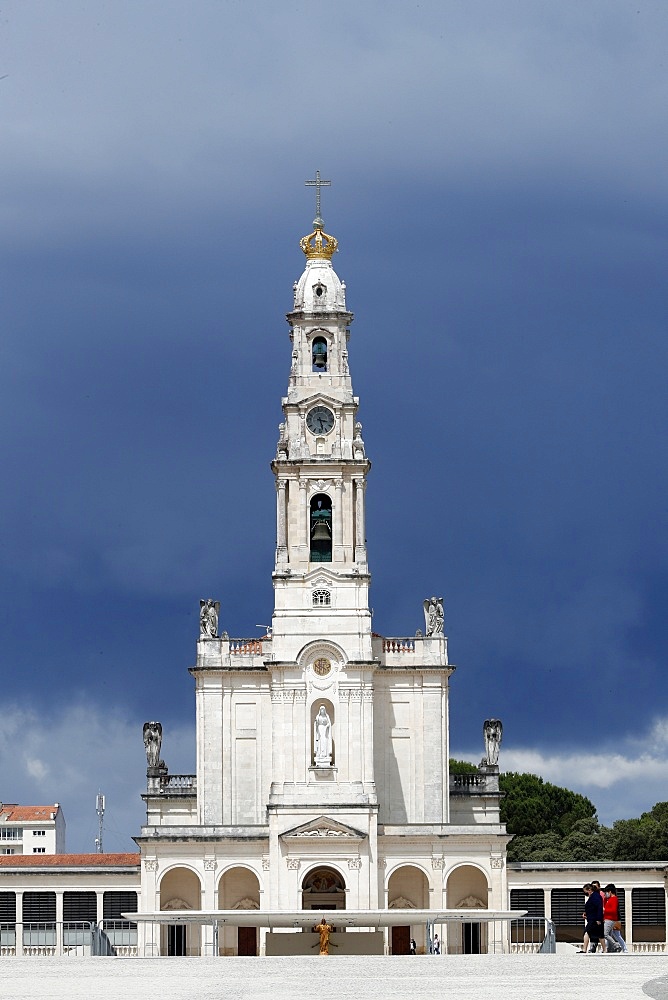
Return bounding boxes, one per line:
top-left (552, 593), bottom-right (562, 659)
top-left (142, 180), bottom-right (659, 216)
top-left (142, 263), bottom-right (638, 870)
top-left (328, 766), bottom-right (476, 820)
top-left (1, 955), bottom-right (668, 1000)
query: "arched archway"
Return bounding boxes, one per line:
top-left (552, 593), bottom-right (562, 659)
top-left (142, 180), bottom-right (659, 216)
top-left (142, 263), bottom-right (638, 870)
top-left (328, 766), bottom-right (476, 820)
top-left (446, 864), bottom-right (489, 954)
top-left (301, 866), bottom-right (346, 911)
top-left (387, 864), bottom-right (429, 954)
top-left (218, 866), bottom-right (261, 956)
top-left (159, 867), bottom-right (201, 956)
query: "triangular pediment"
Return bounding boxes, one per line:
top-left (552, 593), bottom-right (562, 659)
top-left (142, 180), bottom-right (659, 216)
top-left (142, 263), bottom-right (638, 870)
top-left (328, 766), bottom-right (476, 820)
top-left (280, 815), bottom-right (366, 842)
top-left (305, 568), bottom-right (337, 586)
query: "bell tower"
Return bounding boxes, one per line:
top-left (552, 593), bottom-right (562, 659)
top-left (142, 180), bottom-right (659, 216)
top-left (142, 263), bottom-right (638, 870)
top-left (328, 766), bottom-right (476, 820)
top-left (270, 175), bottom-right (372, 666)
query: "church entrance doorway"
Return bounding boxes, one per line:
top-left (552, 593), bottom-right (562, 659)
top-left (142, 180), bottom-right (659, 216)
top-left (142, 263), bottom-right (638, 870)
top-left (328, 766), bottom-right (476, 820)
top-left (391, 925), bottom-right (411, 954)
top-left (463, 922), bottom-right (481, 954)
top-left (238, 926), bottom-right (257, 956)
top-left (301, 867), bottom-right (346, 911)
top-left (167, 924), bottom-right (186, 956)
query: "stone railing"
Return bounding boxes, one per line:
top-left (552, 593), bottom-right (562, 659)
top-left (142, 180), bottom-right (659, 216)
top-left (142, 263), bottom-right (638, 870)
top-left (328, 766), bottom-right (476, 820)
top-left (372, 634), bottom-right (449, 669)
top-left (230, 639), bottom-right (264, 655)
top-left (159, 774), bottom-right (197, 793)
top-left (449, 768), bottom-right (500, 794)
top-left (382, 638), bottom-right (416, 653)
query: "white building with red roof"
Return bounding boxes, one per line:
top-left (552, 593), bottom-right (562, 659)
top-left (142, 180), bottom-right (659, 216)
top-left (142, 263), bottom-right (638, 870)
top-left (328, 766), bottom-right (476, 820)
top-left (0, 803), bottom-right (66, 856)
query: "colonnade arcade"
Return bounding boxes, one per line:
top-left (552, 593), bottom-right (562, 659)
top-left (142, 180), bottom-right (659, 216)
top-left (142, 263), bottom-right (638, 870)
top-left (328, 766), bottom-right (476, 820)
top-left (152, 861), bottom-right (492, 956)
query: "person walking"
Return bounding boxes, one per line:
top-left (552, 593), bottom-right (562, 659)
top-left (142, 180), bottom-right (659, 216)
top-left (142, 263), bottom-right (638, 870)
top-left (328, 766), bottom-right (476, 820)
top-left (582, 883), bottom-right (603, 953)
top-left (603, 884), bottom-right (628, 953)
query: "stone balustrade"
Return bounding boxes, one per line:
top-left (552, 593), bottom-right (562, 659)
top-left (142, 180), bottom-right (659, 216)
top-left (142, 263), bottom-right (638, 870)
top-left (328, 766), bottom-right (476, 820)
top-left (158, 774), bottom-right (197, 794)
top-left (230, 639), bottom-right (264, 655)
top-left (371, 635), bottom-right (449, 670)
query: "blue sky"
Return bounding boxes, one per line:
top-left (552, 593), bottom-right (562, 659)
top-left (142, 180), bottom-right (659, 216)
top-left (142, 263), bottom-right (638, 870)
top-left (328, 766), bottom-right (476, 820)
top-left (1, 1), bottom-right (666, 853)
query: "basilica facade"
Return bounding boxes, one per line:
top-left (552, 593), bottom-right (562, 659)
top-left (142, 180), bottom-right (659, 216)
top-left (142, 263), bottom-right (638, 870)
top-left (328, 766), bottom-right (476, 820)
top-left (135, 207), bottom-right (510, 955)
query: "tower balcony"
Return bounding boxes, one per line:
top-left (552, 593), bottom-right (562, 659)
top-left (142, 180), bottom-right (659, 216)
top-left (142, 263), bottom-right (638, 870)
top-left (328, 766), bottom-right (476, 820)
top-left (371, 634), bottom-right (450, 670)
top-left (193, 637), bottom-right (273, 672)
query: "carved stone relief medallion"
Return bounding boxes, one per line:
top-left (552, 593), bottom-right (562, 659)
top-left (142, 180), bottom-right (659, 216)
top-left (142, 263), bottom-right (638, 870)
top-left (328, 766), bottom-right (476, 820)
top-left (313, 657), bottom-right (331, 677)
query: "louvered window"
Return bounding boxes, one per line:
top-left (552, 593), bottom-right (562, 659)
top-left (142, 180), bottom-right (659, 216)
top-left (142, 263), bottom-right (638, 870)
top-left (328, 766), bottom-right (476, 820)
top-left (510, 888), bottom-right (545, 917)
top-left (550, 888), bottom-right (585, 925)
top-left (103, 890), bottom-right (138, 926)
top-left (0, 892), bottom-right (16, 922)
top-left (632, 888), bottom-right (665, 926)
top-left (23, 892), bottom-right (56, 923)
top-left (64, 891), bottom-right (97, 923)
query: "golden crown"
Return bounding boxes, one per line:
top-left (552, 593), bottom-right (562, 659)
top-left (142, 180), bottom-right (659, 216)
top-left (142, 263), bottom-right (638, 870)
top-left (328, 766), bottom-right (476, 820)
top-left (300, 219), bottom-right (338, 261)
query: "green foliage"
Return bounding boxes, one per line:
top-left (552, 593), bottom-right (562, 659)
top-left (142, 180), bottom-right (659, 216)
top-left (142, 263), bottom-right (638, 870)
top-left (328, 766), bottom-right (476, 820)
top-left (500, 772), bottom-right (597, 838)
top-left (500, 769), bottom-right (668, 863)
top-left (606, 809), bottom-right (668, 862)
top-left (449, 758), bottom-right (478, 774)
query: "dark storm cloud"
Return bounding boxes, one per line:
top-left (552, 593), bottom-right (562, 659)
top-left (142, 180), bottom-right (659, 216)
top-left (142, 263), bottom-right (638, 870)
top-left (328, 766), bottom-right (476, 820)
top-left (0, 1), bottom-right (666, 848)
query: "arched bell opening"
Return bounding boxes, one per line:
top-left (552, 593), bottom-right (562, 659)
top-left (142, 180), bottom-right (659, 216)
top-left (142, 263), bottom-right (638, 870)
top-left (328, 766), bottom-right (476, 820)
top-left (301, 866), bottom-right (346, 911)
top-left (312, 335), bottom-right (328, 372)
top-left (310, 493), bottom-right (332, 562)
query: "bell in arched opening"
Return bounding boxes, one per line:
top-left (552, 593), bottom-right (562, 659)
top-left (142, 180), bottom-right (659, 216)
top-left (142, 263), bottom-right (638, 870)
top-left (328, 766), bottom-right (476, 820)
top-left (311, 337), bottom-right (328, 371)
top-left (310, 493), bottom-right (332, 562)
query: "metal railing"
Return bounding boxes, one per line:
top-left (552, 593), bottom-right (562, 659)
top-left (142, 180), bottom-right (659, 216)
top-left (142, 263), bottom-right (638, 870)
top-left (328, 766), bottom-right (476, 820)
top-left (425, 917), bottom-right (556, 955)
top-left (0, 921), bottom-right (138, 958)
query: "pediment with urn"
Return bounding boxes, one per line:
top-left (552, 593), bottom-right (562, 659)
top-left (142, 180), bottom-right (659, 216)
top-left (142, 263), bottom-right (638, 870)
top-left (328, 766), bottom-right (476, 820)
top-left (280, 815), bottom-right (366, 843)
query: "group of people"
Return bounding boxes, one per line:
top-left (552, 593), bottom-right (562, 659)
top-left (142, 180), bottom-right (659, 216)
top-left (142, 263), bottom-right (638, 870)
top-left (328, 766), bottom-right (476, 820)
top-left (581, 881), bottom-right (628, 953)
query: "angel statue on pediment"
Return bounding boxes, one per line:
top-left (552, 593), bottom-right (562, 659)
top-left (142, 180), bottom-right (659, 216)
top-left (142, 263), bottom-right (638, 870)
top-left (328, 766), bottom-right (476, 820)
top-left (199, 599), bottom-right (220, 639)
top-left (423, 596), bottom-right (444, 637)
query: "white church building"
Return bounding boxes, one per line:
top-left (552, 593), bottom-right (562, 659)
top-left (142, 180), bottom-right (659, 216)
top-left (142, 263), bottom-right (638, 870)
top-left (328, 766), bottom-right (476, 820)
top-left (134, 194), bottom-right (511, 956)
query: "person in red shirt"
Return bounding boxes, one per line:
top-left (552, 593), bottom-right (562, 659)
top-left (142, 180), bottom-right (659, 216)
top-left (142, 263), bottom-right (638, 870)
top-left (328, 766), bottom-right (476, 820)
top-left (603, 884), bottom-right (627, 953)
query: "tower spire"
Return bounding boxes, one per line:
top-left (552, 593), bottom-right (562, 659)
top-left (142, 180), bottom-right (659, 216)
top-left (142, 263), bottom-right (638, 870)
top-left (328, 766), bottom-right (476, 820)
top-left (305, 169), bottom-right (331, 229)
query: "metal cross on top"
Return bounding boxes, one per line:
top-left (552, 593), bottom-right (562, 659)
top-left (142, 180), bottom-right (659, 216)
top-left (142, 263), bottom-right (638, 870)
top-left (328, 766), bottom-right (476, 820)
top-left (305, 170), bottom-right (331, 225)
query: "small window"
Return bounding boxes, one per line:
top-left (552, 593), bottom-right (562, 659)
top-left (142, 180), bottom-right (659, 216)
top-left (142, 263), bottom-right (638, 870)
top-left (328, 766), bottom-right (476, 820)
top-left (313, 589), bottom-right (331, 606)
top-left (0, 828), bottom-right (22, 841)
top-left (1, 848), bottom-right (15, 855)
top-left (33, 830), bottom-right (46, 837)
top-left (32, 847), bottom-right (46, 854)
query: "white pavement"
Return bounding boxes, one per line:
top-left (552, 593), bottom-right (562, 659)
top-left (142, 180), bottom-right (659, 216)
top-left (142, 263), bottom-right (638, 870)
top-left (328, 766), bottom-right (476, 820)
top-left (1, 955), bottom-right (667, 1000)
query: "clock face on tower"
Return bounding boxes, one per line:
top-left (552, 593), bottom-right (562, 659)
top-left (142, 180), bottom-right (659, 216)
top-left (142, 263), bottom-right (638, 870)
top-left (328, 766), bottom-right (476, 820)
top-left (306, 405), bottom-right (335, 435)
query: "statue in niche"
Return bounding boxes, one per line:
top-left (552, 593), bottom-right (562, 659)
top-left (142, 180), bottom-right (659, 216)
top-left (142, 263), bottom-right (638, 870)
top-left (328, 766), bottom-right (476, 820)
top-left (199, 599), bottom-right (220, 639)
top-left (143, 721), bottom-right (162, 769)
top-left (352, 422), bottom-right (365, 458)
top-left (276, 422), bottom-right (289, 459)
top-left (423, 596), bottom-right (444, 637)
top-left (341, 350), bottom-right (349, 375)
top-left (482, 719), bottom-right (503, 766)
top-left (290, 350), bottom-right (298, 377)
top-left (313, 705), bottom-right (332, 767)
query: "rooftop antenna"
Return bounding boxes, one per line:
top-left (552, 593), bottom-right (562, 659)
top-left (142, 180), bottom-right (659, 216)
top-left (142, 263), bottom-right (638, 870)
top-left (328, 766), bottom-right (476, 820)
top-left (95, 791), bottom-right (105, 853)
top-left (255, 624), bottom-right (272, 638)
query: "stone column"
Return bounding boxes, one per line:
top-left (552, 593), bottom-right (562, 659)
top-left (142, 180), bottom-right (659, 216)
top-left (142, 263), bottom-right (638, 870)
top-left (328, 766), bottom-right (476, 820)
top-left (275, 480), bottom-right (287, 563)
top-left (15, 891), bottom-right (23, 955)
top-left (299, 480), bottom-right (309, 557)
top-left (626, 889), bottom-right (633, 950)
top-left (362, 687), bottom-right (374, 786)
top-left (55, 890), bottom-right (63, 955)
top-left (293, 688), bottom-right (308, 782)
top-left (333, 479), bottom-right (344, 562)
top-left (271, 685), bottom-right (284, 787)
top-left (354, 478), bottom-right (367, 563)
top-left (202, 860), bottom-right (218, 956)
